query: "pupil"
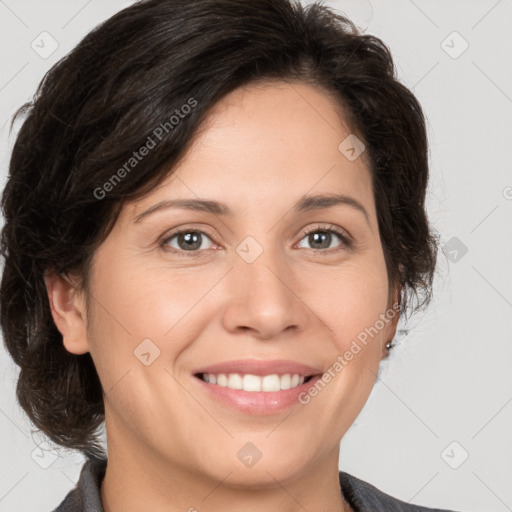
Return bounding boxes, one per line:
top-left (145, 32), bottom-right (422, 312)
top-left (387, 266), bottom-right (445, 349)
top-left (177, 231), bottom-right (331, 251)
top-left (310, 232), bottom-right (330, 249)
top-left (180, 232), bottom-right (201, 250)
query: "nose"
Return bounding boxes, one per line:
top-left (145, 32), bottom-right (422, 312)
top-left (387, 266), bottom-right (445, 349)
top-left (221, 244), bottom-right (307, 340)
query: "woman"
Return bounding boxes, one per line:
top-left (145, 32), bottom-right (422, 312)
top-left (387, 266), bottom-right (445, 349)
top-left (0, 0), bottom-right (457, 510)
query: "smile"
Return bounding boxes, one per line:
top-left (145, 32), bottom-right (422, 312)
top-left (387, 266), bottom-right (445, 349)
top-left (197, 373), bottom-right (313, 392)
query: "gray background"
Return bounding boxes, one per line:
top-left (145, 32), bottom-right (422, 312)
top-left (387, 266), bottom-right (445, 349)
top-left (1, 1), bottom-right (511, 511)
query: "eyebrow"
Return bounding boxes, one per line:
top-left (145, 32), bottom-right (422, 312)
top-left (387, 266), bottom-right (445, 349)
top-left (133, 193), bottom-right (370, 225)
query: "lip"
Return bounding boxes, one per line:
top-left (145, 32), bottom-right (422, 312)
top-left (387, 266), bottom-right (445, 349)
top-left (191, 359), bottom-right (324, 415)
top-left (192, 358), bottom-right (322, 377)
top-left (193, 373), bottom-right (323, 415)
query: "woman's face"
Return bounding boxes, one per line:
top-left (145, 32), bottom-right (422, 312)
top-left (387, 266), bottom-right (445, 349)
top-left (63, 81), bottom-right (399, 485)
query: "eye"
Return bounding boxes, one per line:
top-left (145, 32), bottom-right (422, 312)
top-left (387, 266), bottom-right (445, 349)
top-left (161, 229), bottom-right (216, 255)
top-left (296, 224), bottom-right (352, 252)
top-left (160, 224), bottom-right (353, 257)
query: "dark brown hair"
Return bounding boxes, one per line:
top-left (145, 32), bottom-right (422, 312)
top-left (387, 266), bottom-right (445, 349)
top-left (0, 0), bottom-right (439, 459)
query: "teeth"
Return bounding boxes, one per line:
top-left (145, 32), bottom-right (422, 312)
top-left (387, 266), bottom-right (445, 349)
top-left (227, 373), bottom-right (243, 389)
top-left (280, 373), bottom-right (291, 390)
top-left (201, 373), bottom-right (307, 391)
top-left (244, 374), bottom-right (262, 391)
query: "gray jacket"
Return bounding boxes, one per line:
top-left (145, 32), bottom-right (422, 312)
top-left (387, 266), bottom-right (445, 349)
top-left (53, 457), bottom-right (460, 512)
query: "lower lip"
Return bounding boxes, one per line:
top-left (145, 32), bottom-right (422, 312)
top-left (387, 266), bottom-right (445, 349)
top-left (193, 374), bottom-right (323, 415)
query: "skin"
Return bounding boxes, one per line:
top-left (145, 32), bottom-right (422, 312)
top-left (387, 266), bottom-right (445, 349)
top-left (45, 80), bottom-right (400, 512)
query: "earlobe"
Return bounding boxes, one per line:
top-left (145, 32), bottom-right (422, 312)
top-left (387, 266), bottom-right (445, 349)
top-left (381, 287), bottom-right (402, 358)
top-left (44, 270), bottom-right (90, 355)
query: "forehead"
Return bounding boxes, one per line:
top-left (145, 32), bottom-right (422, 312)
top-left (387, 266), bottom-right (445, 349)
top-left (127, 80), bottom-right (374, 222)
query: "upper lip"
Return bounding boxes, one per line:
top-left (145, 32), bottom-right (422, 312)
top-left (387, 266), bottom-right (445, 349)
top-left (193, 359), bottom-right (323, 377)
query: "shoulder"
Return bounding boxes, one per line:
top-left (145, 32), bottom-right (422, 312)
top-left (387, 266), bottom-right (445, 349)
top-left (52, 457), bottom-right (106, 512)
top-left (339, 471), bottom-right (461, 512)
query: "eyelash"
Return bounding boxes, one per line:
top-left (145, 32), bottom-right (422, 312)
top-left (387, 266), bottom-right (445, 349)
top-left (160, 224), bottom-right (353, 257)
top-left (300, 225), bottom-right (353, 252)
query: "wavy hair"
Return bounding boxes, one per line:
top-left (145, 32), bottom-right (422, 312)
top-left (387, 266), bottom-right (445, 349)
top-left (1, 0), bottom-right (439, 458)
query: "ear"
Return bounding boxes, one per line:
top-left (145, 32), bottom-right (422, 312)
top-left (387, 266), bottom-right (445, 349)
top-left (381, 285), bottom-right (402, 358)
top-left (44, 270), bottom-right (90, 355)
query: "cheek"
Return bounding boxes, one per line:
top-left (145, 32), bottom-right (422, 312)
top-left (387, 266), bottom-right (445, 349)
top-left (299, 255), bottom-right (389, 409)
top-left (84, 258), bottom-right (225, 388)
top-left (299, 263), bottom-right (389, 433)
top-left (91, 256), bottom-right (215, 338)
top-left (305, 257), bottom-right (390, 343)
top-left (83, 262), bottom-right (205, 439)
